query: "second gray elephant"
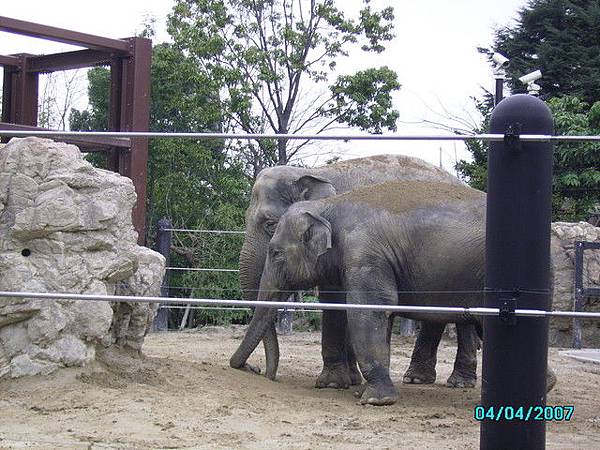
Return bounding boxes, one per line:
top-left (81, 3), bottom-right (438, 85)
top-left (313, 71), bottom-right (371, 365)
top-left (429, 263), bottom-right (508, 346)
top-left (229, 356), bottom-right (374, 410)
top-left (235, 155), bottom-right (478, 389)
top-left (231, 180), bottom-right (556, 405)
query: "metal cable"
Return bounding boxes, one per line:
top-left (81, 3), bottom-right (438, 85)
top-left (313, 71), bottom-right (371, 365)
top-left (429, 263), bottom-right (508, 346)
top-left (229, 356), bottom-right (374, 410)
top-left (1, 290), bottom-right (598, 319)
top-left (162, 228), bottom-right (245, 234)
top-left (105, 282), bottom-right (550, 296)
top-left (166, 267), bottom-right (239, 273)
top-left (4, 129), bottom-right (600, 142)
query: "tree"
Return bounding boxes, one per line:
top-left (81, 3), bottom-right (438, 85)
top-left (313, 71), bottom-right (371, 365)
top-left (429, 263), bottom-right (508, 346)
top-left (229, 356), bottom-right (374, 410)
top-left (457, 0), bottom-right (600, 222)
top-left (38, 70), bottom-right (86, 130)
top-left (456, 94), bottom-right (600, 221)
top-left (454, 92), bottom-right (495, 192)
top-left (70, 43), bottom-right (253, 327)
top-left (484, 0), bottom-right (600, 104)
top-left (549, 96), bottom-right (600, 221)
top-left (167, 0), bottom-right (400, 173)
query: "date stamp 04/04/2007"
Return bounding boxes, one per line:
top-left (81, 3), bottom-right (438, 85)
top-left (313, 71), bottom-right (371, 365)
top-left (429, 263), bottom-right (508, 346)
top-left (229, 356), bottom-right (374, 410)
top-left (474, 405), bottom-right (575, 422)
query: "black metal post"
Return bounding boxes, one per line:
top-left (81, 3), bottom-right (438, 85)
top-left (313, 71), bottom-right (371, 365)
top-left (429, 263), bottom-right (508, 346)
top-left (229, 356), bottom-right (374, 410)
top-left (480, 94), bottom-right (554, 450)
top-left (153, 217), bottom-right (172, 331)
top-left (495, 78), bottom-right (504, 106)
top-left (573, 241), bottom-right (585, 349)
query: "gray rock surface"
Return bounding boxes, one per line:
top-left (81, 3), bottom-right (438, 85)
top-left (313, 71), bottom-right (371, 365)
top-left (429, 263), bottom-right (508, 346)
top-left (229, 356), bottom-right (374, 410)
top-left (550, 222), bottom-right (600, 347)
top-left (0, 137), bottom-right (165, 378)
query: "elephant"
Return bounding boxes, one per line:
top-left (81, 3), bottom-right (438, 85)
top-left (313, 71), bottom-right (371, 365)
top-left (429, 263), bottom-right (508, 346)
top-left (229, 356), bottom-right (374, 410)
top-left (234, 154), bottom-right (478, 388)
top-left (230, 180), bottom-right (556, 405)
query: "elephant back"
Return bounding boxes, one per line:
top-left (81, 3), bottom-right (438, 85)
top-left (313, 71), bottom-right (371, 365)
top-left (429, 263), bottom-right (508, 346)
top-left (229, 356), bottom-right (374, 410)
top-left (317, 154), bottom-right (463, 193)
top-left (327, 180), bottom-right (485, 216)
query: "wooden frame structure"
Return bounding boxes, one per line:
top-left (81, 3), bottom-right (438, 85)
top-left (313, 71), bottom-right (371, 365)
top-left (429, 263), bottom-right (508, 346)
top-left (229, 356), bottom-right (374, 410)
top-left (0, 16), bottom-right (151, 244)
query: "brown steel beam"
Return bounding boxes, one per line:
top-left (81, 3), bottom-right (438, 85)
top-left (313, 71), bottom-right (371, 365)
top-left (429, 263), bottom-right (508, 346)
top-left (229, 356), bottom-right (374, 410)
top-left (107, 58), bottom-right (124, 172)
top-left (0, 122), bottom-right (131, 149)
top-left (14, 54), bottom-right (39, 126)
top-left (0, 16), bottom-right (130, 53)
top-left (118, 37), bottom-right (151, 245)
top-left (27, 49), bottom-right (114, 73)
top-left (0, 54), bottom-right (19, 67)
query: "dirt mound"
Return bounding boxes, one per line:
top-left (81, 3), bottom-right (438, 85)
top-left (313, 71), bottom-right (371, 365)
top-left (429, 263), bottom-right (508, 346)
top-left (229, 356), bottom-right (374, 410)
top-left (0, 327), bottom-right (598, 449)
top-left (77, 347), bottom-right (166, 389)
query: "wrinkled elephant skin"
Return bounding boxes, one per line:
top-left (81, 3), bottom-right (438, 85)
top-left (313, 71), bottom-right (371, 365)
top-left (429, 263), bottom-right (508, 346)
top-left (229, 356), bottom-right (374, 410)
top-left (235, 155), bottom-right (476, 389)
top-left (233, 181), bottom-right (556, 405)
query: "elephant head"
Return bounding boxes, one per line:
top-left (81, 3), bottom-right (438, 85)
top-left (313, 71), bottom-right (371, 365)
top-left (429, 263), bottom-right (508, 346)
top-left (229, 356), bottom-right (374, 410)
top-left (232, 207), bottom-right (333, 378)
top-left (239, 167), bottom-right (336, 303)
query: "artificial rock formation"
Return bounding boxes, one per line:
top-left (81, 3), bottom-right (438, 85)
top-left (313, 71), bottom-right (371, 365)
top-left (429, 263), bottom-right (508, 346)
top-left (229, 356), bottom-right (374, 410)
top-left (0, 137), bottom-right (165, 378)
top-left (550, 221), bottom-right (600, 347)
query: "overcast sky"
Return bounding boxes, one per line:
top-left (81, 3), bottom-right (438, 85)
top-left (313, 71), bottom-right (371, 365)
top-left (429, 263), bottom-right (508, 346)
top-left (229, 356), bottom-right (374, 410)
top-left (0, 0), bottom-right (528, 171)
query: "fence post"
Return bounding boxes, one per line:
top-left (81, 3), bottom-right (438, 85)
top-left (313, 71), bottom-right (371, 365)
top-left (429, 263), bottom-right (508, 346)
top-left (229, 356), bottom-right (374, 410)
top-left (573, 241), bottom-right (585, 349)
top-left (153, 217), bottom-right (172, 331)
top-left (276, 293), bottom-right (297, 335)
top-left (480, 94), bottom-right (554, 450)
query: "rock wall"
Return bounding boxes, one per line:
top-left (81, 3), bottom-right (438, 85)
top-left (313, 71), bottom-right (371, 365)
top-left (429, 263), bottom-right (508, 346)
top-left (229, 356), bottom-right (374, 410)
top-left (550, 222), bottom-right (600, 347)
top-left (0, 137), bottom-right (165, 378)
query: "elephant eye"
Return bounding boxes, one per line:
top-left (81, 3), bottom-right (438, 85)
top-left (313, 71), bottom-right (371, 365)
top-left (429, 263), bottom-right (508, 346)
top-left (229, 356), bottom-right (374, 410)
top-left (302, 226), bottom-right (312, 243)
top-left (263, 220), bottom-right (277, 236)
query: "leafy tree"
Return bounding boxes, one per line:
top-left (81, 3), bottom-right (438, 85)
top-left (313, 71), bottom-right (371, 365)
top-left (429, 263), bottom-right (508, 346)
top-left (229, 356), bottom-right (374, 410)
top-left (454, 92), bottom-right (495, 192)
top-left (167, 0), bottom-right (401, 174)
top-left (484, 0), bottom-right (600, 104)
top-left (549, 96), bottom-right (600, 221)
top-left (457, 0), bottom-right (600, 221)
top-left (70, 43), bottom-right (252, 327)
top-left (456, 95), bottom-right (600, 221)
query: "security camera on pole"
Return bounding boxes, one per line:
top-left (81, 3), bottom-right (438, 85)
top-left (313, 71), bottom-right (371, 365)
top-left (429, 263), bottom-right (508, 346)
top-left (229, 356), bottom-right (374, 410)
top-left (519, 70), bottom-right (543, 96)
top-left (492, 52), bottom-right (509, 105)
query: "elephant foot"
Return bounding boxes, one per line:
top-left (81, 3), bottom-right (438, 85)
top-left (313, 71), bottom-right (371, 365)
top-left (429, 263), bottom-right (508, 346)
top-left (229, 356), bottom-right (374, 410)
top-left (358, 383), bottom-right (398, 406)
top-left (402, 364), bottom-right (436, 385)
top-left (446, 370), bottom-right (476, 388)
top-left (316, 363), bottom-right (351, 389)
top-left (239, 362), bottom-right (262, 375)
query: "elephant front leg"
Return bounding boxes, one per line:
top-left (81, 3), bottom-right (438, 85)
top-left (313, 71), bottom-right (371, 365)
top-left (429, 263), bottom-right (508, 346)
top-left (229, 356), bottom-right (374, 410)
top-left (446, 323), bottom-right (478, 388)
top-left (316, 308), bottom-right (354, 389)
top-left (348, 309), bottom-right (397, 405)
top-left (403, 321), bottom-right (445, 384)
top-left (315, 288), bottom-right (361, 389)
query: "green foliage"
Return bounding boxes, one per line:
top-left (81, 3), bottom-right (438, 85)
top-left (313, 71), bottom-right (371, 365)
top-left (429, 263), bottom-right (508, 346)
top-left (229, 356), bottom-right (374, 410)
top-left (328, 66), bottom-right (400, 133)
top-left (69, 67), bottom-right (111, 169)
top-left (454, 92), bottom-right (495, 192)
top-left (458, 0), bottom-right (600, 222)
top-left (547, 96), bottom-right (600, 221)
top-left (456, 94), bottom-right (600, 221)
top-left (484, 0), bottom-right (600, 104)
top-left (292, 295), bottom-right (322, 331)
top-left (168, 0), bottom-right (400, 168)
top-left (70, 43), bottom-right (252, 327)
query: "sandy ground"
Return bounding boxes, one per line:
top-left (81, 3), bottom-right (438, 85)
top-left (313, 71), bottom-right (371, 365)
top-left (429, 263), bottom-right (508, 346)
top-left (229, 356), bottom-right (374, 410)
top-left (0, 326), bottom-right (599, 449)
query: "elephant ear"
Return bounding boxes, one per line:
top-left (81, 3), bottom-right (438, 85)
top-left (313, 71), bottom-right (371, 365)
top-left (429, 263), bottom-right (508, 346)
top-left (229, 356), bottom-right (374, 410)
top-left (303, 211), bottom-right (332, 257)
top-left (295, 175), bottom-right (336, 200)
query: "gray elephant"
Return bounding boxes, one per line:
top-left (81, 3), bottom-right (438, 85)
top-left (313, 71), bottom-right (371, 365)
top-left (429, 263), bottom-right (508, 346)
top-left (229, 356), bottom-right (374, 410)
top-left (235, 155), bottom-right (477, 388)
top-left (231, 180), bottom-right (493, 405)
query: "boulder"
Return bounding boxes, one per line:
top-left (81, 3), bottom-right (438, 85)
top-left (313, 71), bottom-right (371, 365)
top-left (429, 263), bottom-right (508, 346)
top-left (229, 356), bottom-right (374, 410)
top-left (0, 137), bottom-right (165, 378)
top-left (550, 222), bottom-right (600, 347)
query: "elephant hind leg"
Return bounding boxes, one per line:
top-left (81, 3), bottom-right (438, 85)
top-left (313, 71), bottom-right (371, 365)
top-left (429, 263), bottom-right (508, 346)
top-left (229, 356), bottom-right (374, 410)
top-left (446, 323), bottom-right (478, 388)
top-left (403, 321), bottom-right (445, 385)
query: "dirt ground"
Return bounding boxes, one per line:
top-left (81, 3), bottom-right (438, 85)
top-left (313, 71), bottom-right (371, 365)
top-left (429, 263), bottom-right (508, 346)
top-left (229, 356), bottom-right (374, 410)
top-left (0, 326), bottom-right (599, 449)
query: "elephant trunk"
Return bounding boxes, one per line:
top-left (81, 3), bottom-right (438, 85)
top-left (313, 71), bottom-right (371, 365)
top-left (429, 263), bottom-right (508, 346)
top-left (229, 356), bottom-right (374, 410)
top-left (229, 305), bottom-right (279, 374)
top-left (236, 240), bottom-right (281, 379)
